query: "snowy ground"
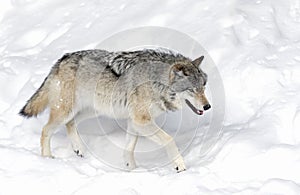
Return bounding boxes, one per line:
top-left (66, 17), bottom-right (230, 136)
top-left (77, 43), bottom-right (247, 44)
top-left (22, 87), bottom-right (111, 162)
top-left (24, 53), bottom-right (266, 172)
top-left (1, 0), bottom-right (300, 194)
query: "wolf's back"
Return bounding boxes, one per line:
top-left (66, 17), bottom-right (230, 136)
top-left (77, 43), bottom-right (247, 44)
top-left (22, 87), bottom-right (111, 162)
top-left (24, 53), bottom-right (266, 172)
top-left (108, 49), bottom-right (189, 76)
top-left (19, 49), bottom-right (188, 117)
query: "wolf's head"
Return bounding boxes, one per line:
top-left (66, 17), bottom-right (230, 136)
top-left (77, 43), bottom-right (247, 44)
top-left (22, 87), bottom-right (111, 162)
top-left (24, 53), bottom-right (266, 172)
top-left (169, 56), bottom-right (211, 115)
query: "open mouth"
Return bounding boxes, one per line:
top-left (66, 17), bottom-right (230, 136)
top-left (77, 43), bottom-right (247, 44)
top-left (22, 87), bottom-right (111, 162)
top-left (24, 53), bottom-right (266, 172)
top-left (185, 99), bottom-right (204, 115)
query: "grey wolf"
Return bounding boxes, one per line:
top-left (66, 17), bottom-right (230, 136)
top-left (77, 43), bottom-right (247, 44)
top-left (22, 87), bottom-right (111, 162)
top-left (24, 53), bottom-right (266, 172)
top-left (19, 49), bottom-right (211, 172)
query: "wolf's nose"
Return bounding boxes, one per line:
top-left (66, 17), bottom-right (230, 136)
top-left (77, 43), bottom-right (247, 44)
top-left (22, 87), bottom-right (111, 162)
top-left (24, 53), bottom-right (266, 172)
top-left (203, 104), bottom-right (211, 111)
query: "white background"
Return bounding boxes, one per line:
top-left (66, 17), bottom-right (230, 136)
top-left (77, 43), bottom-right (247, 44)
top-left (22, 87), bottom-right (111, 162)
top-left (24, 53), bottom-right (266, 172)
top-left (0, 0), bottom-right (300, 194)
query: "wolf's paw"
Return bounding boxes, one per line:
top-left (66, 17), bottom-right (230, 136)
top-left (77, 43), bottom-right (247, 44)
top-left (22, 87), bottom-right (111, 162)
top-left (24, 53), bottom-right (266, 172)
top-left (173, 156), bottom-right (186, 173)
top-left (74, 150), bottom-right (84, 158)
top-left (41, 150), bottom-right (54, 158)
top-left (43, 154), bottom-right (55, 159)
top-left (72, 142), bottom-right (84, 158)
top-left (124, 152), bottom-right (137, 171)
top-left (124, 155), bottom-right (137, 170)
top-left (125, 161), bottom-right (137, 171)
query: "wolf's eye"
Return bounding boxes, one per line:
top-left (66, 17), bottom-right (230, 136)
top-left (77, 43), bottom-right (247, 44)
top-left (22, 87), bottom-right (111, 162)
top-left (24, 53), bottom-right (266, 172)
top-left (187, 88), bottom-right (194, 93)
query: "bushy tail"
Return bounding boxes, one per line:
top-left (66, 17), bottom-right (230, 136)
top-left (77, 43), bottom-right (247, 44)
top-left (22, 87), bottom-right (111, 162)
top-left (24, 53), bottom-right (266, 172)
top-left (19, 77), bottom-right (49, 118)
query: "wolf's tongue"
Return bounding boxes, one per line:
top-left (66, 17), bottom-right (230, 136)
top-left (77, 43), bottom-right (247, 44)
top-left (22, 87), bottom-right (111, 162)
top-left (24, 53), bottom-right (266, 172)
top-left (185, 99), bottom-right (203, 115)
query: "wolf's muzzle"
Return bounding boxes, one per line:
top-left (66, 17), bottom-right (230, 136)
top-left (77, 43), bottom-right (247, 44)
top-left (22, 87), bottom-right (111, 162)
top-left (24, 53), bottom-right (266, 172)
top-left (185, 99), bottom-right (204, 115)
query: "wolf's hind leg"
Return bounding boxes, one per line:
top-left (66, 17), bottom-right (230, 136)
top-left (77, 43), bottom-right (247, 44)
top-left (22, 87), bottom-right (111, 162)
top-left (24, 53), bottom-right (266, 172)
top-left (66, 119), bottom-right (84, 157)
top-left (41, 122), bottom-right (59, 158)
top-left (123, 121), bottom-right (138, 170)
top-left (41, 109), bottom-right (74, 157)
top-left (66, 110), bottom-right (96, 157)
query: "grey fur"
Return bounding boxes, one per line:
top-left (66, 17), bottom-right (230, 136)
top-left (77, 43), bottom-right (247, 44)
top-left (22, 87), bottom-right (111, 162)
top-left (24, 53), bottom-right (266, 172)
top-left (20, 48), bottom-right (210, 172)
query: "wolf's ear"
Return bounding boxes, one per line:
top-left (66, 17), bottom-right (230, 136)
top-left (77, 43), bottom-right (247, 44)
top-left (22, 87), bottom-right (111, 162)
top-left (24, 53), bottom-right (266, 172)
top-left (172, 64), bottom-right (184, 75)
top-left (192, 56), bottom-right (204, 68)
top-left (169, 64), bottom-right (187, 82)
top-left (171, 64), bottom-right (189, 76)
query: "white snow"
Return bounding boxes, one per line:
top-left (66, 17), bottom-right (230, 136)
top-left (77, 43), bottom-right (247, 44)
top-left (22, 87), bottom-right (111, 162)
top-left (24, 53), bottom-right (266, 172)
top-left (1, 0), bottom-right (300, 194)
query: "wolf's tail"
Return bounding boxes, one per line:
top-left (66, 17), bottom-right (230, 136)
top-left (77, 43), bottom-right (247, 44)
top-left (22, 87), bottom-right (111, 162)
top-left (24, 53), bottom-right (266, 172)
top-left (19, 77), bottom-right (49, 118)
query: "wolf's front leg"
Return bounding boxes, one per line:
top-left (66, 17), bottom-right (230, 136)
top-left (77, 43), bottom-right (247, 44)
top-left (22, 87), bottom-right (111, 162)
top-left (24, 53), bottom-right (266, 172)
top-left (123, 121), bottom-right (138, 170)
top-left (132, 120), bottom-right (186, 172)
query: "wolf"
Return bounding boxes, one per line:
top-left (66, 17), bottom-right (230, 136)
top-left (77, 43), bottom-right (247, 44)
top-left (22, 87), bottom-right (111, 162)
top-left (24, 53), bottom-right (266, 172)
top-left (19, 49), bottom-right (211, 172)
